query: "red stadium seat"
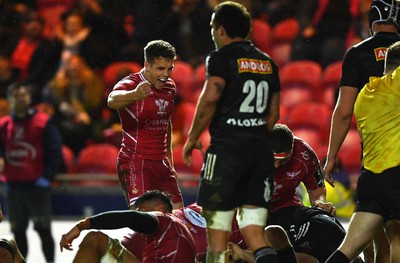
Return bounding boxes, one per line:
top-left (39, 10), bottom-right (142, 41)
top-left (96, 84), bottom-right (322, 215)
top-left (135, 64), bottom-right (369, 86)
top-left (337, 128), bottom-right (362, 175)
top-left (62, 145), bottom-right (75, 173)
top-left (194, 63), bottom-right (206, 91)
top-left (321, 61), bottom-right (342, 108)
top-left (102, 124), bottom-right (122, 148)
top-left (272, 18), bottom-right (300, 44)
top-left (72, 143), bottom-right (119, 186)
top-left (286, 102), bottom-right (332, 144)
top-left (251, 19), bottom-right (272, 53)
top-left (270, 42), bottom-right (292, 67)
top-left (279, 60), bottom-right (323, 109)
top-left (173, 145), bottom-right (202, 188)
top-left (74, 143), bottom-right (118, 173)
top-left (170, 60), bottom-right (194, 102)
top-left (269, 18), bottom-right (299, 67)
top-left (278, 105), bottom-right (288, 123)
top-left (103, 61), bottom-right (142, 93)
top-left (171, 101), bottom-right (196, 147)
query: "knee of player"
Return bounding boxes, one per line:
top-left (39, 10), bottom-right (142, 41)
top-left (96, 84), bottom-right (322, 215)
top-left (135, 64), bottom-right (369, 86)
top-left (80, 231), bottom-right (109, 251)
top-left (264, 225), bottom-right (291, 250)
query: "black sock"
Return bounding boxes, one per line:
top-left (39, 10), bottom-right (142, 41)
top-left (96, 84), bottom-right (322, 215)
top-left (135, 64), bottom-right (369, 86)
top-left (253, 246), bottom-right (278, 263)
top-left (277, 245), bottom-right (297, 263)
top-left (325, 250), bottom-right (350, 263)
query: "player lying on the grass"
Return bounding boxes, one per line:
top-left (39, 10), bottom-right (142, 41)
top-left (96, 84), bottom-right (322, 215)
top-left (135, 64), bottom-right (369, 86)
top-left (59, 190), bottom-right (196, 262)
top-left (59, 190), bottom-right (297, 262)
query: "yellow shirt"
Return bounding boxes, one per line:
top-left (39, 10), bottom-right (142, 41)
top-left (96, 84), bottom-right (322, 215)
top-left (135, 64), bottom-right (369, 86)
top-left (354, 66), bottom-right (400, 173)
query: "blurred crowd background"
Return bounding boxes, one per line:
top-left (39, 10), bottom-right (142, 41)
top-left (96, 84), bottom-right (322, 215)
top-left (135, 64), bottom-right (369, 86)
top-left (0, 0), bottom-right (372, 219)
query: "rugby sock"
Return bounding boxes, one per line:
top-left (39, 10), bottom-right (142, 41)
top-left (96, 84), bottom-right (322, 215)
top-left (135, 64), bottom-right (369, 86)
top-left (205, 250), bottom-right (229, 263)
top-left (325, 250), bottom-right (350, 263)
top-left (253, 246), bottom-right (278, 263)
top-left (277, 245), bottom-right (297, 263)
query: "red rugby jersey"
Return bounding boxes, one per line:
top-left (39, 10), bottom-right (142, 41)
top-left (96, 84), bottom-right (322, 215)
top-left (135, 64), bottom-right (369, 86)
top-left (270, 137), bottom-right (325, 212)
top-left (113, 69), bottom-right (176, 160)
top-left (122, 203), bottom-right (245, 262)
top-left (142, 212), bottom-right (196, 262)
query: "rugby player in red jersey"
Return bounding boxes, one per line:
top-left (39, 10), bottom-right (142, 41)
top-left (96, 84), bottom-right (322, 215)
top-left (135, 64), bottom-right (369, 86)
top-left (59, 190), bottom-right (196, 262)
top-left (107, 40), bottom-right (183, 209)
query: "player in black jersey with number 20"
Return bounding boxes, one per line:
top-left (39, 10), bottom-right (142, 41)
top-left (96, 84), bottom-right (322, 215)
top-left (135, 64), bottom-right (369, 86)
top-left (182, 2), bottom-right (284, 263)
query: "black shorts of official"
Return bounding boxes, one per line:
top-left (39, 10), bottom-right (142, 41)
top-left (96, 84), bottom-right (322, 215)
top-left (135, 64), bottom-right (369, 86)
top-left (197, 142), bottom-right (274, 211)
top-left (269, 206), bottom-right (346, 262)
top-left (356, 166), bottom-right (400, 222)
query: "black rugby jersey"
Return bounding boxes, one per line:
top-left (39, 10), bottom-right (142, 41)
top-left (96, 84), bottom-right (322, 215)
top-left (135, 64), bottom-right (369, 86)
top-left (341, 32), bottom-right (400, 91)
top-left (206, 41), bottom-right (280, 144)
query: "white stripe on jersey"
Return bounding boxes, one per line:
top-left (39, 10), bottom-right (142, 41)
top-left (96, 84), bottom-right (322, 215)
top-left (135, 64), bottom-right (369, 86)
top-left (124, 108), bottom-right (138, 121)
top-left (122, 129), bottom-right (137, 143)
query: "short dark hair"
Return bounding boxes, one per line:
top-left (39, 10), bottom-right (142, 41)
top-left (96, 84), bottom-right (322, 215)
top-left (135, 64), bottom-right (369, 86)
top-left (143, 40), bottom-right (176, 64)
top-left (213, 1), bottom-right (251, 39)
top-left (271, 124), bottom-right (294, 153)
top-left (7, 82), bottom-right (31, 99)
top-left (135, 190), bottom-right (173, 212)
top-left (385, 41), bottom-right (400, 73)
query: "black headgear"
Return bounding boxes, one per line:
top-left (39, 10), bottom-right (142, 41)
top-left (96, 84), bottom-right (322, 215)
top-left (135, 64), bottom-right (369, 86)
top-left (369, 0), bottom-right (400, 31)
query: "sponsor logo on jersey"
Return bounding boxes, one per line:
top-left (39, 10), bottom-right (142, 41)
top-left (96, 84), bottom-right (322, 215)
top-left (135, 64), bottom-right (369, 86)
top-left (6, 141), bottom-right (36, 167)
top-left (237, 58), bottom-right (273, 74)
top-left (155, 99), bottom-right (169, 115)
top-left (183, 208), bottom-right (207, 228)
top-left (374, 47), bottom-right (387, 61)
top-left (226, 118), bottom-right (266, 127)
top-left (301, 150), bottom-right (310, 160)
top-left (144, 119), bottom-right (169, 131)
top-left (285, 170), bottom-right (301, 178)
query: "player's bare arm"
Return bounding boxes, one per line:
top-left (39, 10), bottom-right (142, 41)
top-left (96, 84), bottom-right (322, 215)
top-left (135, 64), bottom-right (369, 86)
top-left (182, 76), bottom-right (225, 166)
top-left (107, 81), bottom-right (152, 110)
top-left (324, 86), bottom-right (358, 186)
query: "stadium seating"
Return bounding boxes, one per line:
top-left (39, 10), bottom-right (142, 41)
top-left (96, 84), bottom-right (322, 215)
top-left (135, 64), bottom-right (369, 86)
top-left (271, 18), bottom-right (300, 44)
top-left (194, 63), bottom-right (206, 91)
top-left (171, 101), bottom-right (196, 147)
top-left (321, 61), bottom-right (342, 108)
top-left (286, 102), bottom-right (332, 158)
top-left (172, 145), bottom-right (203, 188)
top-left (71, 143), bottom-right (119, 186)
top-left (337, 128), bottom-right (362, 175)
top-left (102, 61), bottom-right (142, 93)
top-left (61, 145), bottom-right (75, 173)
top-left (279, 60), bottom-right (323, 109)
top-left (251, 19), bottom-right (272, 54)
top-left (170, 60), bottom-right (194, 102)
top-left (270, 18), bottom-right (300, 67)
